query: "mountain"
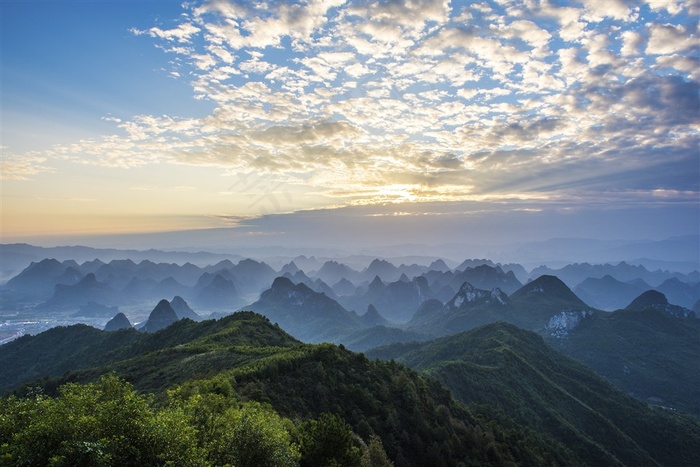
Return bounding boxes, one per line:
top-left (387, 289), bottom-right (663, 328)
top-left (193, 273), bottom-right (244, 310)
top-left (450, 264), bottom-right (522, 295)
top-left (37, 273), bottom-right (119, 311)
top-left (530, 261), bottom-right (693, 288)
top-left (573, 274), bottom-right (647, 311)
top-left (5, 258), bottom-right (70, 298)
top-left (655, 277), bottom-right (700, 309)
top-left (140, 299), bottom-right (180, 333)
top-left (0, 312), bottom-right (587, 466)
top-left (360, 304), bottom-right (388, 327)
top-left (104, 312), bottom-right (132, 331)
top-left (367, 322), bottom-right (700, 466)
top-left (169, 295), bottom-right (200, 320)
top-left (546, 292), bottom-right (700, 416)
top-left (508, 275), bottom-right (593, 329)
top-left (245, 277), bottom-right (360, 343)
top-left (362, 259), bottom-right (400, 282)
top-left (331, 277), bottom-right (356, 296)
top-left (72, 301), bottom-right (119, 318)
top-left (406, 275), bottom-right (593, 338)
top-left (312, 260), bottom-right (358, 285)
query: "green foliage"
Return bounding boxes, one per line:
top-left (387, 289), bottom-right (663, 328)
top-left (361, 435), bottom-right (394, 467)
top-left (549, 307), bottom-right (700, 416)
top-left (0, 374), bottom-right (206, 467)
top-left (298, 413), bottom-right (362, 467)
top-left (369, 321), bottom-right (700, 467)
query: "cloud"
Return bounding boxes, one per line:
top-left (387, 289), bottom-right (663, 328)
top-left (10, 0), bottom-right (700, 218)
top-left (1, 155), bottom-right (53, 180)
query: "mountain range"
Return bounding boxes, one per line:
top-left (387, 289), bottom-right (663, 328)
top-left (1, 311), bottom-right (699, 466)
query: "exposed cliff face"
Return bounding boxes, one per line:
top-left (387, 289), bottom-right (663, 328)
top-left (546, 310), bottom-right (595, 338)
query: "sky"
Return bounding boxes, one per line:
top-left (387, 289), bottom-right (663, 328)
top-left (1, 0), bottom-right (699, 255)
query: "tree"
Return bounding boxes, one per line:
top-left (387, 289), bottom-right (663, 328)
top-left (299, 413), bottom-right (362, 467)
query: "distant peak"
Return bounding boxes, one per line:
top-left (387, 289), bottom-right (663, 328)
top-left (271, 276), bottom-right (295, 289)
top-left (625, 290), bottom-right (668, 311)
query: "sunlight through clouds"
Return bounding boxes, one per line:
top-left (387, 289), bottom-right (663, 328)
top-left (6, 0), bottom-right (700, 215)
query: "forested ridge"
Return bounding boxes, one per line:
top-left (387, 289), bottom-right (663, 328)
top-left (1, 312), bottom-right (699, 466)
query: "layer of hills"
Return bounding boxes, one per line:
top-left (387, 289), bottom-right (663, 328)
top-left (5, 254), bottom-right (698, 316)
top-left (1, 312), bottom-right (699, 466)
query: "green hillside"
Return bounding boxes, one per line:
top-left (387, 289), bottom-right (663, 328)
top-left (1, 312), bottom-right (580, 466)
top-left (367, 322), bottom-right (700, 467)
top-left (547, 306), bottom-right (700, 416)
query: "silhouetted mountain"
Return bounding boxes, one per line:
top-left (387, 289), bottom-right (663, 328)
top-left (246, 277), bottom-right (359, 343)
top-left (455, 258), bottom-right (495, 270)
top-left (428, 259), bottom-right (450, 272)
top-left (313, 260), bottom-right (358, 285)
top-left (151, 276), bottom-right (185, 299)
top-left (6, 258), bottom-right (69, 298)
top-left (624, 290), bottom-right (695, 318)
top-left (279, 261), bottom-right (300, 275)
top-left (170, 296), bottom-right (199, 321)
top-left (409, 282), bottom-right (511, 336)
top-left (408, 276), bottom-right (593, 337)
top-left (625, 289), bottom-right (669, 310)
top-left (360, 304), bottom-right (388, 327)
top-left (228, 258), bottom-right (277, 298)
top-left (409, 298), bottom-right (444, 327)
top-left (655, 277), bottom-right (700, 309)
top-left (368, 322), bottom-right (700, 466)
top-left (530, 261), bottom-right (693, 288)
top-left (104, 312), bottom-right (132, 331)
top-left (121, 276), bottom-right (158, 301)
top-left (362, 259), bottom-right (399, 282)
top-left (573, 274), bottom-right (646, 311)
top-left (450, 265), bottom-right (522, 295)
top-left (194, 274), bottom-right (243, 310)
top-left (140, 299), bottom-right (179, 333)
top-left (37, 273), bottom-right (119, 311)
top-left (331, 277), bottom-right (356, 296)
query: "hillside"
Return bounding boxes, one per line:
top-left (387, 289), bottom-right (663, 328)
top-left (367, 322), bottom-right (700, 466)
top-left (1, 312), bottom-right (586, 466)
top-left (548, 304), bottom-right (700, 416)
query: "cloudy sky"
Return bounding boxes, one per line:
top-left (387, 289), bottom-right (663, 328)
top-left (2, 0), bottom-right (698, 252)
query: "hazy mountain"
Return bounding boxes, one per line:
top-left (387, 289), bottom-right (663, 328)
top-left (361, 259), bottom-right (400, 282)
top-left (624, 289), bottom-right (695, 318)
top-left (428, 258), bottom-right (450, 272)
top-left (37, 273), bottom-right (119, 311)
top-left (246, 277), bottom-right (359, 343)
top-left (655, 277), bottom-right (700, 309)
top-left (367, 322), bottom-right (700, 466)
top-left (407, 275), bottom-right (594, 338)
top-left (331, 277), bottom-right (356, 296)
top-left (5, 258), bottom-right (70, 298)
top-left (573, 274), bottom-right (646, 311)
top-left (530, 261), bottom-right (693, 288)
top-left (72, 301), bottom-right (119, 318)
top-left (140, 299), bottom-right (180, 333)
top-left (169, 295), bottom-right (200, 321)
top-left (193, 273), bottom-right (243, 310)
top-left (312, 260), bottom-right (359, 285)
top-left (279, 261), bottom-right (300, 275)
top-left (104, 312), bottom-right (132, 331)
top-left (360, 304), bottom-right (389, 327)
top-left (339, 275), bottom-right (435, 323)
top-left (450, 264), bottom-right (522, 295)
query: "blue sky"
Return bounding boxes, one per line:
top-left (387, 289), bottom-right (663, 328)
top-left (1, 0), bottom-right (699, 252)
